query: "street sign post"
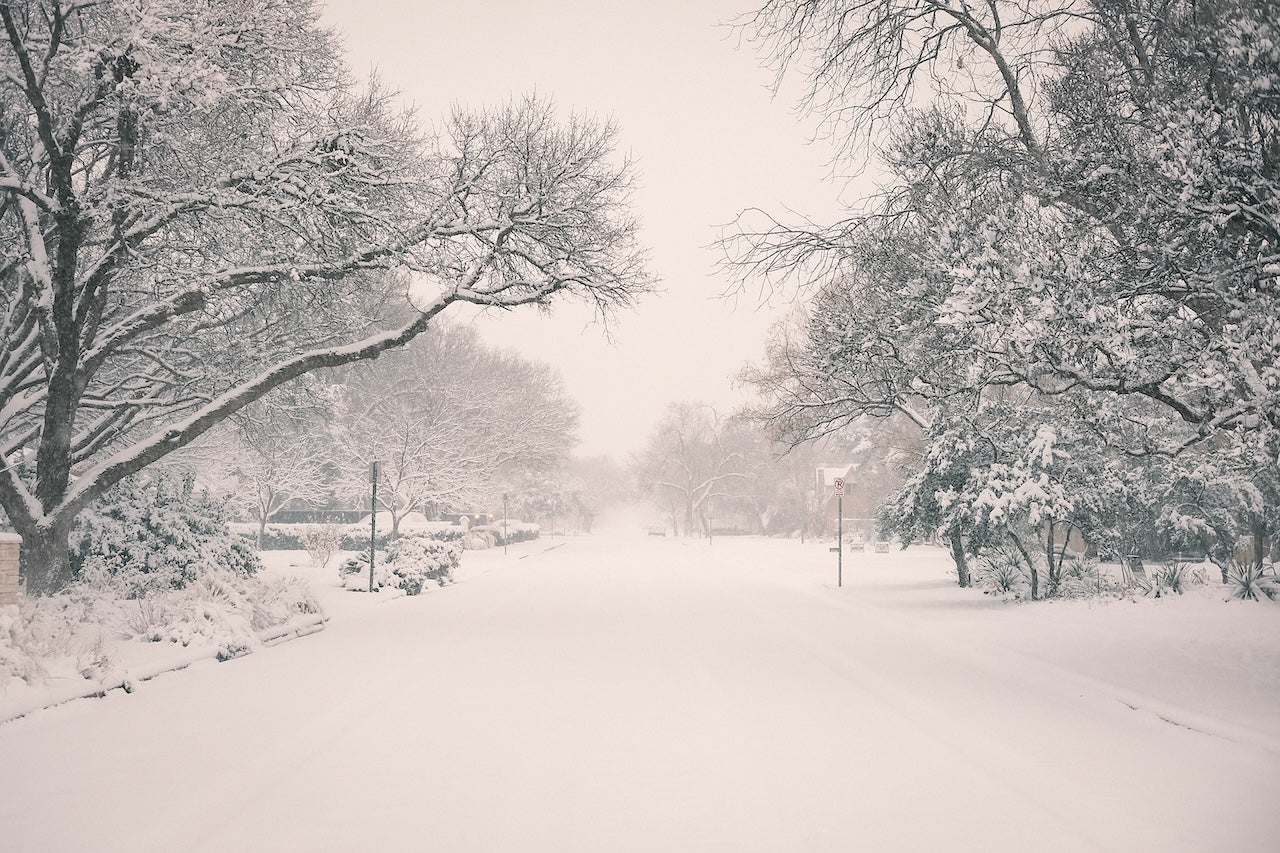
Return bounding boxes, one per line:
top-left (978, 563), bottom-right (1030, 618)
top-left (834, 478), bottom-right (845, 588)
top-left (369, 461), bottom-right (379, 593)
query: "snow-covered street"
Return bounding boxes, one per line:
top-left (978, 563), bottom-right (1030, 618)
top-left (2, 532), bottom-right (1277, 852)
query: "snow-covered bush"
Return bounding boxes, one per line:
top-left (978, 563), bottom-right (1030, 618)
top-left (339, 528), bottom-right (395, 551)
top-left (1054, 556), bottom-right (1104, 599)
top-left (338, 536), bottom-right (461, 594)
top-left (0, 603), bottom-right (52, 688)
top-left (976, 549), bottom-right (1026, 597)
top-left (1225, 562), bottom-right (1279, 602)
top-left (245, 524), bottom-right (305, 550)
top-left (248, 522), bottom-right (465, 552)
top-left (339, 551), bottom-right (390, 592)
top-left (0, 568), bottom-right (322, 689)
top-left (1153, 562), bottom-right (1191, 596)
top-left (71, 474), bottom-right (261, 597)
top-left (384, 535), bottom-right (461, 594)
top-left (301, 524), bottom-right (344, 570)
top-left (486, 522), bottom-right (540, 547)
top-left (463, 530), bottom-right (496, 550)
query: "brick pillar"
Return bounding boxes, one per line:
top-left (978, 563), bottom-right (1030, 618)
top-left (0, 533), bottom-right (20, 606)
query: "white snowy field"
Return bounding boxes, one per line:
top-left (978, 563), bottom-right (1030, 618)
top-left (1, 531), bottom-right (1277, 852)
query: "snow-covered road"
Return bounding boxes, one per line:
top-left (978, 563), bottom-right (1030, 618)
top-left (2, 534), bottom-right (1277, 851)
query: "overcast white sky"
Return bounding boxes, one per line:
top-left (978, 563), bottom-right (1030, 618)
top-left (320, 0), bottom-right (861, 459)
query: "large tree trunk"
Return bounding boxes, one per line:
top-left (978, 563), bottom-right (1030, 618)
top-left (948, 528), bottom-right (971, 588)
top-left (18, 519), bottom-right (76, 597)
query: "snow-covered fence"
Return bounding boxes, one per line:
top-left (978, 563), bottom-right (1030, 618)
top-left (0, 533), bottom-right (19, 605)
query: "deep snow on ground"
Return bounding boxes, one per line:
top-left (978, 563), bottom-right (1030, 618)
top-left (0, 531), bottom-right (1277, 852)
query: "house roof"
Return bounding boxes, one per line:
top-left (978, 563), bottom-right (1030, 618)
top-left (816, 463), bottom-right (854, 487)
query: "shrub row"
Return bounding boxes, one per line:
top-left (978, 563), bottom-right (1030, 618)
top-left (231, 522), bottom-right (466, 552)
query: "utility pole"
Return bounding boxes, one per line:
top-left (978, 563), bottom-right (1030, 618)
top-left (369, 461), bottom-right (379, 593)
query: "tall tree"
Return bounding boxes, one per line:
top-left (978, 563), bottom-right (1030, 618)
top-left (0, 1), bottom-right (651, 592)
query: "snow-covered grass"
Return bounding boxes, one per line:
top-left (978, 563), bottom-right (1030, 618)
top-left (820, 543), bottom-right (1280, 746)
top-left (0, 532), bottom-right (1276, 851)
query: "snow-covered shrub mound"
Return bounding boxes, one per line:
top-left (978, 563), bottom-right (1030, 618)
top-left (121, 571), bottom-right (321, 656)
top-left (338, 536), bottom-right (461, 594)
top-left (463, 530), bottom-right (495, 550)
top-left (0, 604), bottom-right (51, 689)
top-left (0, 570), bottom-right (321, 691)
top-left (489, 522), bottom-right (540, 546)
top-left (385, 535), bottom-right (461, 594)
top-left (72, 474), bottom-right (261, 596)
top-left (338, 551), bottom-right (389, 592)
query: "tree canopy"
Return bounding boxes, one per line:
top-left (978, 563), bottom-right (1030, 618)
top-left (0, 0), bottom-right (652, 592)
top-left (728, 0), bottom-right (1279, 588)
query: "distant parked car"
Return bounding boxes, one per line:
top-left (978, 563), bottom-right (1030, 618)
top-left (647, 525), bottom-right (667, 536)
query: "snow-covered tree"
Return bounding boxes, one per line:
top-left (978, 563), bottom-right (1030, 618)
top-left (0, 1), bottom-right (651, 592)
top-left (198, 382), bottom-right (337, 547)
top-left (727, 0), bottom-right (1279, 581)
top-left (635, 403), bottom-right (749, 537)
top-left (331, 325), bottom-right (579, 536)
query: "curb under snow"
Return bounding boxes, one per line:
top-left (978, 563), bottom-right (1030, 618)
top-left (0, 612), bottom-right (328, 726)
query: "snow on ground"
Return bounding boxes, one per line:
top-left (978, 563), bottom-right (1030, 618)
top-left (0, 533), bottom-right (1277, 852)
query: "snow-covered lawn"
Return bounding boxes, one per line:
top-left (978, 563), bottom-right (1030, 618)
top-left (0, 532), bottom-right (1276, 852)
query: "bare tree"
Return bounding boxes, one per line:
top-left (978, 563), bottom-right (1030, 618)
top-left (0, 1), bottom-right (651, 592)
top-left (332, 326), bottom-right (580, 535)
top-left (219, 388), bottom-right (337, 546)
top-left (636, 403), bottom-right (748, 537)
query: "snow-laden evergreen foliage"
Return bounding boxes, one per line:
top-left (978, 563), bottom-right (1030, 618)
top-left (70, 474), bottom-right (261, 597)
top-left (338, 534), bottom-right (461, 594)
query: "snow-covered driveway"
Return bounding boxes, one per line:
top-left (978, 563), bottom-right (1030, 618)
top-left (2, 534), bottom-right (1277, 851)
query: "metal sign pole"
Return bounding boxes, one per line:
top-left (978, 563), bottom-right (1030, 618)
top-left (503, 492), bottom-right (509, 556)
top-left (838, 493), bottom-right (843, 588)
top-left (833, 476), bottom-right (846, 588)
top-left (369, 461), bottom-right (379, 593)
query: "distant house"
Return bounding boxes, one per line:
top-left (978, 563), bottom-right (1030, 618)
top-left (816, 462), bottom-right (877, 539)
